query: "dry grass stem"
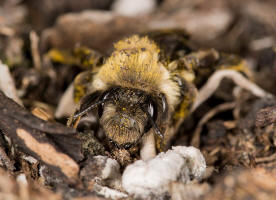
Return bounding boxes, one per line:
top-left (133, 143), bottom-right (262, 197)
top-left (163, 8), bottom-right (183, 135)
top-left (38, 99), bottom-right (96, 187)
top-left (191, 102), bottom-right (236, 147)
top-left (30, 31), bottom-right (42, 70)
top-left (0, 61), bottom-right (23, 106)
top-left (192, 70), bottom-right (275, 112)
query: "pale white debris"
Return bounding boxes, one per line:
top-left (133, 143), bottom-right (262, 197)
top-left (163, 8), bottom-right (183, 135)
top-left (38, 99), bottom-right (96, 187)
top-left (0, 60), bottom-right (23, 106)
top-left (59, 10), bottom-right (114, 25)
top-left (172, 146), bottom-right (206, 179)
top-left (22, 155), bottom-right (38, 164)
top-left (97, 156), bottom-right (122, 189)
top-left (55, 83), bottom-right (77, 118)
top-left (94, 184), bottom-right (128, 199)
top-left (122, 146), bottom-right (206, 198)
top-left (16, 174), bottom-right (28, 186)
top-left (250, 36), bottom-right (275, 51)
top-left (112, 0), bottom-right (156, 17)
top-left (39, 165), bottom-right (46, 179)
top-left (101, 156), bottom-right (121, 180)
top-left (90, 156), bottom-right (127, 199)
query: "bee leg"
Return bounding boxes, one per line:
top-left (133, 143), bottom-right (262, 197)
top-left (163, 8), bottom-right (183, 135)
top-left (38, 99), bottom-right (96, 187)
top-left (216, 53), bottom-right (252, 79)
top-left (47, 47), bottom-right (102, 69)
top-left (67, 115), bottom-right (81, 128)
top-left (181, 49), bottom-right (252, 86)
top-left (169, 77), bottom-right (197, 139)
top-left (73, 46), bottom-right (103, 68)
top-left (67, 90), bottom-right (104, 127)
top-left (162, 50), bottom-right (220, 146)
top-left (56, 70), bottom-right (95, 119)
top-left (73, 70), bottom-right (94, 103)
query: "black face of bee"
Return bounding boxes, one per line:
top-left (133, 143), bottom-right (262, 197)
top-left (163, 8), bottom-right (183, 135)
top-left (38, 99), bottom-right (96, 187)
top-left (99, 87), bottom-right (156, 148)
top-left (74, 87), bottom-right (166, 149)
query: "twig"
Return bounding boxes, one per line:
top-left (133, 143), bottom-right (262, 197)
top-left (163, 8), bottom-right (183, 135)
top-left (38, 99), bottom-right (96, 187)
top-left (0, 26), bottom-right (15, 36)
top-left (255, 106), bottom-right (276, 127)
top-left (191, 102), bottom-right (236, 148)
top-left (255, 153), bottom-right (276, 163)
top-left (30, 31), bottom-right (42, 70)
top-left (0, 145), bottom-right (15, 171)
top-left (191, 70), bottom-right (275, 112)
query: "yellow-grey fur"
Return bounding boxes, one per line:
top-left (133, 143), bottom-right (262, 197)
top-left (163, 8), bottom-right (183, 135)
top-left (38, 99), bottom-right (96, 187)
top-left (92, 35), bottom-right (180, 111)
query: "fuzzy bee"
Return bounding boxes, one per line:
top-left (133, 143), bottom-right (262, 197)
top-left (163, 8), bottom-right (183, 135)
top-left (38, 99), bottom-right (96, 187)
top-left (64, 30), bottom-right (249, 152)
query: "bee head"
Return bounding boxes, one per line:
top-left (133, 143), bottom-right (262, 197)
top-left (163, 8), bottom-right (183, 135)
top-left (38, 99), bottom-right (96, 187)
top-left (74, 87), bottom-right (167, 149)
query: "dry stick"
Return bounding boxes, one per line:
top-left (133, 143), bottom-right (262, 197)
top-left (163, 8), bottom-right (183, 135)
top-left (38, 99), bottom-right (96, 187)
top-left (0, 61), bottom-right (23, 106)
top-left (0, 146), bottom-right (15, 171)
top-left (0, 26), bottom-right (15, 36)
top-left (191, 102), bottom-right (236, 148)
top-left (255, 153), bottom-right (276, 163)
top-left (255, 106), bottom-right (276, 127)
top-left (191, 70), bottom-right (275, 112)
top-left (30, 31), bottom-right (42, 70)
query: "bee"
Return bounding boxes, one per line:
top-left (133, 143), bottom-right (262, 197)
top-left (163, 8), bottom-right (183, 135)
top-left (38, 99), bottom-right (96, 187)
top-left (64, 30), bottom-right (250, 152)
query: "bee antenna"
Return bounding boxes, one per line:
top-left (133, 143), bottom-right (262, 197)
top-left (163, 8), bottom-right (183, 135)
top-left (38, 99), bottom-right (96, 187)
top-left (73, 99), bottom-right (107, 119)
top-left (144, 109), bottom-right (164, 139)
top-left (149, 116), bottom-right (164, 139)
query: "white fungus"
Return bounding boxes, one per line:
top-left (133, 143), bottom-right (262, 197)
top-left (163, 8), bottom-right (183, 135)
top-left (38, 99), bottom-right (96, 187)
top-left (122, 146), bottom-right (206, 198)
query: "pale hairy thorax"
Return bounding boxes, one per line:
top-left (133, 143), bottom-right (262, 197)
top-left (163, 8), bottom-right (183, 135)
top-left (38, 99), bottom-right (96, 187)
top-left (92, 35), bottom-right (180, 110)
